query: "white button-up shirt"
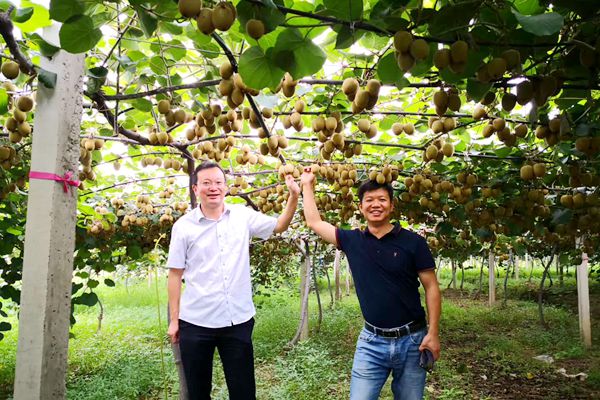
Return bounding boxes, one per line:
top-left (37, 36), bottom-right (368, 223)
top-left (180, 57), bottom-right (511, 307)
top-left (167, 203), bottom-right (277, 328)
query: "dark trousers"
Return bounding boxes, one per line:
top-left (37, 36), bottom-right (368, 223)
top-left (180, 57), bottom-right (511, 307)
top-left (178, 318), bottom-right (256, 400)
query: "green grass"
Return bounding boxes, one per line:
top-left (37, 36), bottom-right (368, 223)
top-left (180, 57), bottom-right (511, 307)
top-left (0, 266), bottom-right (599, 399)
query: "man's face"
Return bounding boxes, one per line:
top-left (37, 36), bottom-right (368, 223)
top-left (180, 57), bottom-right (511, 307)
top-left (193, 167), bottom-right (227, 209)
top-left (358, 188), bottom-right (393, 223)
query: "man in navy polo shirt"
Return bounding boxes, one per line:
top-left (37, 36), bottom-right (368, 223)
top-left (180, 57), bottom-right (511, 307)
top-left (300, 168), bottom-right (441, 400)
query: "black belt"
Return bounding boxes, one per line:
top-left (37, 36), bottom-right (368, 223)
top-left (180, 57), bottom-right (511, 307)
top-left (364, 319), bottom-right (427, 338)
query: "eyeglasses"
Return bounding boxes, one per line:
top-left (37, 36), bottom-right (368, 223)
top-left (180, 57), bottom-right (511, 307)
top-left (198, 180), bottom-right (226, 189)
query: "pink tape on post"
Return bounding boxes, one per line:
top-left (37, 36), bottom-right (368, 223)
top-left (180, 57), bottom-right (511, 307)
top-left (29, 171), bottom-right (80, 195)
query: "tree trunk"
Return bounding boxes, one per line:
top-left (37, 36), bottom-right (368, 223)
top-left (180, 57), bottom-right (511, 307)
top-left (334, 249), bottom-right (341, 301)
top-left (311, 252), bottom-right (323, 334)
top-left (460, 262), bottom-right (465, 290)
top-left (289, 239), bottom-right (312, 346)
top-left (538, 249), bottom-right (556, 328)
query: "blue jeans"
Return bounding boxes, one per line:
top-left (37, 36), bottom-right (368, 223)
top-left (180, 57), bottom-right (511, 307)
top-left (350, 327), bottom-right (427, 400)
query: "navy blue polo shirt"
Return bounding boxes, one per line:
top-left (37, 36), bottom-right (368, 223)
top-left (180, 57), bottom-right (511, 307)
top-left (336, 223), bottom-right (435, 328)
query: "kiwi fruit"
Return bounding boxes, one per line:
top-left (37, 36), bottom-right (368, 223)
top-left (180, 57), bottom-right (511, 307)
top-left (212, 2), bottom-right (235, 31)
top-left (442, 143), bottom-right (454, 157)
top-left (501, 49), bottom-right (521, 71)
top-left (501, 93), bottom-right (517, 112)
top-left (403, 123), bottom-right (414, 135)
top-left (366, 79), bottom-right (381, 97)
top-left (487, 57), bottom-right (507, 80)
top-left (392, 123), bottom-right (403, 135)
top-left (393, 31), bottom-right (413, 53)
top-left (514, 124), bottom-right (528, 138)
top-left (219, 62), bottom-right (233, 79)
top-left (1, 61), bottom-right (19, 80)
top-left (357, 119), bottom-right (370, 133)
top-left (425, 145), bottom-right (439, 161)
top-left (342, 78), bottom-right (359, 96)
top-left (533, 163), bottom-right (546, 178)
top-left (433, 49), bottom-right (450, 70)
top-left (179, 0), bottom-right (202, 18)
top-left (410, 39), bottom-right (429, 60)
top-left (450, 40), bottom-right (468, 64)
top-left (516, 80), bottom-right (533, 105)
top-left (354, 89), bottom-right (370, 110)
top-left (196, 8), bottom-right (215, 35)
top-left (16, 96), bottom-right (34, 112)
top-left (246, 19), bottom-right (265, 40)
top-left (397, 52), bottom-right (415, 72)
top-left (433, 90), bottom-right (448, 109)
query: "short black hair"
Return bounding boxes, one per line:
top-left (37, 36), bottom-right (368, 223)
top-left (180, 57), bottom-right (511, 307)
top-left (192, 161), bottom-right (226, 185)
top-left (357, 180), bottom-right (394, 203)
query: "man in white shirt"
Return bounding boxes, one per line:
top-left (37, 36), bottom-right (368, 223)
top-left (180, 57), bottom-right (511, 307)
top-left (167, 161), bottom-right (300, 400)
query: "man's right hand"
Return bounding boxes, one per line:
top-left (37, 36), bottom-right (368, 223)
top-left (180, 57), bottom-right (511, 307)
top-left (301, 167), bottom-right (315, 188)
top-left (168, 320), bottom-right (179, 344)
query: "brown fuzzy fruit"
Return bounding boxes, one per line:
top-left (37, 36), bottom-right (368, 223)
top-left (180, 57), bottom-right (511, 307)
top-left (212, 2), bottom-right (235, 31)
top-left (17, 96), bottom-right (34, 112)
top-left (246, 19), bottom-right (265, 40)
top-left (442, 143), bottom-right (454, 157)
top-left (501, 49), bottom-right (521, 71)
top-left (179, 0), bottom-right (202, 18)
top-left (403, 123), bottom-right (414, 135)
top-left (533, 163), bottom-right (546, 178)
top-left (501, 93), bottom-right (517, 112)
top-left (450, 40), bottom-right (468, 63)
top-left (516, 80), bottom-right (533, 105)
top-left (157, 99), bottom-right (171, 114)
top-left (514, 124), bottom-right (528, 138)
top-left (219, 62), bottom-right (233, 79)
top-left (196, 8), bottom-right (215, 35)
top-left (433, 49), bottom-right (451, 70)
top-left (1, 61), bottom-right (19, 80)
top-left (393, 31), bottom-right (413, 53)
top-left (410, 39), bottom-right (429, 60)
top-left (487, 58), bottom-right (507, 80)
top-left (425, 145), bottom-right (439, 161)
top-left (397, 52), bottom-right (415, 72)
top-left (342, 78), bottom-right (359, 96)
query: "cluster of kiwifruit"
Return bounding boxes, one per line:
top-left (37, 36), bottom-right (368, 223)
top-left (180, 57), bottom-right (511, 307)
top-left (121, 214), bottom-right (150, 228)
top-left (147, 126), bottom-right (173, 145)
top-left (135, 194), bottom-right (154, 213)
top-left (312, 163), bottom-right (359, 198)
top-left (110, 198), bottom-right (125, 209)
top-left (253, 185), bottom-right (286, 213)
top-left (0, 145), bottom-right (18, 170)
top-left (260, 134), bottom-right (288, 158)
top-left (159, 206), bottom-right (175, 225)
top-left (427, 236), bottom-right (440, 249)
top-left (314, 192), bottom-right (358, 222)
top-left (574, 135), bottom-right (600, 157)
top-left (5, 95), bottom-right (34, 143)
top-left (428, 115), bottom-right (457, 134)
top-left (423, 137), bottom-right (455, 163)
top-left (282, 100), bottom-right (307, 132)
top-left (79, 138), bottom-right (104, 182)
top-left (356, 118), bottom-right (377, 139)
top-left (578, 40), bottom-right (600, 69)
top-left (237, 143), bottom-right (266, 165)
top-left (431, 88), bottom-right (461, 116)
top-left (178, 0), bottom-right (236, 34)
top-left (277, 163), bottom-right (302, 180)
top-left (481, 118), bottom-right (527, 147)
top-left (533, 117), bottom-right (569, 146)
top-left (229, 175), bottom-right (249, 195)
top-left (140, 155), bottom-right (164, 167)
top-left (193, 136), bottom-right (237, 162)
top-left (156, 99), bottom-right (194, 127)
top-left (565, 165), bottom-right (599, 187)
top-left (475, 50), bottom-right (521, 82)
top-left (515, 75), bottom-right (562, 108)
top-left (391, 120), bottom-right (415, 135)
top-left (393, 31), bottom-right (429, 72)
top-left (94, 205), bottom-right (110, 215)
top-left (1, 61), bottom-right (20, 80)
top-left (218, 63), bottom-right (258, 108)
top-left (174, 201), bottom-right (189, 213)
top-left (345, 79), bottom-right (380, 114)
top-left (158, 186), bottom-right (176, 199)
top-left (278, 73), bottom-right (298, 98)
top-left (432, 40), bottom-right (469, 74)
top-left (163, 158), bottom-right (184, 170)
top-left (88, 220), bottom-right (115, 235)
top-left (519, 162), bottom-right (547, 181)
top-left (559, 192), bottom-right (597, 209)
top-left (401, 174), bottom-right (451, 212)
top-left (367, 165), bottom-right (400, 185)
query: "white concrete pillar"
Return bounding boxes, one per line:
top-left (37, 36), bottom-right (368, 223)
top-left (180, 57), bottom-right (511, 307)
top-left (488, 249), bottom-right (496, 306)
top-left (13, 50), bottom-right (85, 399)
top-left (333, 249), bottom-right (341, 301)
top-left (576, 238), bottom-right (592, 348)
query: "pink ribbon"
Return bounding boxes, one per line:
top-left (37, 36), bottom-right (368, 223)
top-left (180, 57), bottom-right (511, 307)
top-left (29, 170), bottom-right (80, 195)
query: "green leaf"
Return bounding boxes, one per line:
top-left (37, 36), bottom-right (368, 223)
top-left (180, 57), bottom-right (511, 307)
top-left (126, 244), bottom-right (143, 259)
top-left (37, 68), bottom-right (57, 89)
top-left (134, 6), bottom-right (158, 37)
top-left (87, 279), bottom-right (99, 289)
top-left (88, 66), bottom-right (108, 79)
top-left (12, 7), bottom-right (34, 23)
top-left (466, 79), bottom-right (492, 102)
top-left (104, 278), bottom-right (115, 287)
top-left (272, 28), bottom-right (326, 80)
top-left (334, 25), bottom-right (363, 49)
top-left (239, 46), bottom-right (284, 90)
top-left (131, 98), bottom-right (153, 112)
top-left (428, 2), bottom-right (478, 38)
top-left (0, 88), bottom-right (8, 115)
top-left (323, 0), bottom-right (363, 20)
top-left (6, 227), bottom-right (22, 235)
top-left (14, 1), bottom-right (51, 33)
top-left (551, 209), bottom-right (572, 225)
top-left (29, 33), bottom-right (60, 57)
top-left (512, 10), bottom-right (564, 36)
top-left (59, 15), bottom-right (102, 53)
top-left (149, 56), bottom-right (168, 75)
top-left (512, 0), bottom-right (544, 15)
top-left (75, 292), bottom-right (98, 307)
top-left (377, 52), bottom-right (409, 88)
top-left (49, 0), bottom-right (83, 23)
top-left (0, 321), bottom-right (11, 332)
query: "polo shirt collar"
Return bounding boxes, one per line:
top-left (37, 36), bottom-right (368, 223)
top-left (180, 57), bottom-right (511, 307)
top-left (196, 202), bottom-right (230, 221)
top-left (364, 222), bottom-right (402, 238)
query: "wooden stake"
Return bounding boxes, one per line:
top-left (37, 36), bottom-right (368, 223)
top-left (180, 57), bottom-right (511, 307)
top-left (14, 50), bottom-right (85, 399)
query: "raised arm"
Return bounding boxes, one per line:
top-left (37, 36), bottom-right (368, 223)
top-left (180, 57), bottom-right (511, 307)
top-left (273, 173), bottom-right (300, 234)
top-left (300, 167), bottom-right (338, 246)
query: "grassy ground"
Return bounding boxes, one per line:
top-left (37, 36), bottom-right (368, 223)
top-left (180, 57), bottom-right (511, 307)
top-left (0, 266), bottom-right (599, 399)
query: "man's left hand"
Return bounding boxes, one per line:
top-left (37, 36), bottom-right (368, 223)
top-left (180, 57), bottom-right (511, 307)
top-left (419, 332), bottom-right (440, 360)
top-left (285, 174), bottom-right (301, 198)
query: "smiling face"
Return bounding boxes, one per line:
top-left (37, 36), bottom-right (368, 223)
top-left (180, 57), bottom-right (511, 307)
top-left (193, 167), bottom-right (228, 210)
top-left (358, 188), bottom-right (393, 223)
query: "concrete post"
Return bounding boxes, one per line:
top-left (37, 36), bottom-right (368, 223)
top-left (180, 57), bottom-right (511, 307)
top-left (488, 249), bottom-right (496, 306)
top-left (333, 249), bottom-right (341, 301)
top-left (13, 50), bottom-right (85, 399)
top-left (576, 238), bottom-right (592, 348)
